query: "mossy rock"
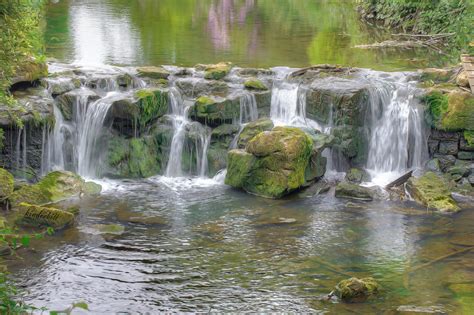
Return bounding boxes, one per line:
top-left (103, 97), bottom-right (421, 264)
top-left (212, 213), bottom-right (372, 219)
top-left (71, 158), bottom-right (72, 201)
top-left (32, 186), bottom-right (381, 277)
top-left (83, 182), bottom-right (102, 195)
top-left (36, 171), bottom-right (85, 202)
top-left (134, 88), bottom-right (169, 128)
top-left (202, 62), bottom-right (232, 80)
top-left (16, 202), bottom-right (75, 229)
top-left (191, 95), bottom-right (240, 126)
top-left (441, 91), bottom-right (474, 131)
top-left (0, 168), bottom-right (14, 200)
top-left (334, 277), bottom-right (379, 303)
top-left (406, 172), bottom-right (460, 212)
top-left (12, 57), bottom-right (48, 85)
top-left (137, 66), bottom-right (170, 80)
top-left (128, 138), bottom-right (161, 178)
top-left (462, 130), bottom-right (474, 150)
top-left (345, 168), bottom-right (370, 183)
top-left (244, 78), bottom-right (268, 90)
top-left (8, 185), bottom-right (50, 208)
top-left (226, 127), bottom-right (314, 198)
top-left (237, 119), bottom-right (274, 148)
top-left (335, 182), bottom-right (374, 201)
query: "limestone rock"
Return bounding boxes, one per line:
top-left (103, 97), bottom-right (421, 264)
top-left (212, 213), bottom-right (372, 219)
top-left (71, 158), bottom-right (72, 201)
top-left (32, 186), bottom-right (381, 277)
top-left (406, 172), bottom-right (460, 212)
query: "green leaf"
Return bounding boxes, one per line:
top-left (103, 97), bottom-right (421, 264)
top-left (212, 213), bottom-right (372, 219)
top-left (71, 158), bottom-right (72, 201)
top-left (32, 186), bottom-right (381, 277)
top-left (73, 302), bottom-right (89, 311)
top-left (21, 236), bottom-right (30, 247)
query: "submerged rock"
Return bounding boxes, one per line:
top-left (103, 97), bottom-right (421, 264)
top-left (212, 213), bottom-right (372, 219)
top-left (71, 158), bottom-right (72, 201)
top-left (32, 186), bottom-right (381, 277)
top-left (334, 277), bottom-right (379, 303)
top-left (91, 224), bottom-right (125, 235)
top-left (396, 305), bottom-right (447, 314)
top-left (335, 182), bottom-right (374, 201)
top-left (406, 172), bottom-right (460, 212)
top-left (225, 126), bottom-right (314, 198)
top-left (83, 182), bottom-right (102, 195)
top-left (0, 168), bottom-right (14, 200)
top-left (16, 202), bottom-right (75, 229)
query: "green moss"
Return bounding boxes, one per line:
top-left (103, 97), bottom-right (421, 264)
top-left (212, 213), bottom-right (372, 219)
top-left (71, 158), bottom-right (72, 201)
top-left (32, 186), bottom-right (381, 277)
top-left (0, 168), bottom-right (14, 199)
top-left (192, 96), bottom-right (240, 126)
top-left (464, 130), bottom-right (474, 148)
top-left (441, 91), bottom-right (474, 131)
top-left (237, 119), bottom-right (274, 148)
top-left (128, 138), bottom-right (161, 178)
top-left (203, 62), bottom-right (232, 80)
top-left (244, 79), bottom-right (267, 90)
top-left (334, 277), bottom-right (379, 302)
top-left (36, 171), bottom-right (84, 202)
top-left (423, 91), bottom-right (449, 128)
top-left (225, 149), bottom-right (256, 188)
top-left (16, 202), bottom-right (75, 229)
top-left (196, 96), bottom-right (215, 108)
top-left (406, 172), bottom-right (460, 212)
top-left (107, 137), bottom-right (129, 167)
top-left (8, 184), bottom-right (50, 208)
top-left (134, 88), bottom-right (169, 128)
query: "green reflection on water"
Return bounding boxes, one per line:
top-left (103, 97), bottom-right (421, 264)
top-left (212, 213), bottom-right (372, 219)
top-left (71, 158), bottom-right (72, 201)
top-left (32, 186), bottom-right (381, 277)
top-left (44, 0), bottom-right (456, 70)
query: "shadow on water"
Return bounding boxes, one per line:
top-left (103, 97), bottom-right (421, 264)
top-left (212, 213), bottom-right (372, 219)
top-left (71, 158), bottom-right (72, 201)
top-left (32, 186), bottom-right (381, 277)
top-left (6, 177), bottom-right (474, 313)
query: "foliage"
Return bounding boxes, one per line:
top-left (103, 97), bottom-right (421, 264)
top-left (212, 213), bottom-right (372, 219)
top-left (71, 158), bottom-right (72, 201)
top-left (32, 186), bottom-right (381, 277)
top-left (0, 0), bottom-right (45, 105)
top-left (423, 91), bottom-right (449, 127)
top-left (358, 0), bottom-right (473, 54)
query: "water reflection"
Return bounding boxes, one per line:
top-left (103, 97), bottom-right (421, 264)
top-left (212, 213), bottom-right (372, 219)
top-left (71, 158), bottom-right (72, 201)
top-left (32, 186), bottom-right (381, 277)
top-left (45, 0), bottom-right (453, 70)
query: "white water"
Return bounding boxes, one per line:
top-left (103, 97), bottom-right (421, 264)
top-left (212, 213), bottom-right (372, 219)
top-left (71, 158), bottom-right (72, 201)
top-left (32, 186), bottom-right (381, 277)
top-left (165, 87), bottom-right (211, 177)
top-left (363, 71), bottom-right (428, 186)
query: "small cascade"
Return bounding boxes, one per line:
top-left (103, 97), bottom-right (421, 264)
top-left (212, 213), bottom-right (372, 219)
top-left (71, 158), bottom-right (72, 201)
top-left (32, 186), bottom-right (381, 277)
top-left (14, 127), bottom-right (28, 177)
top-left (230, 92), bottom-right (259, 149)
top-left (270, 82), bottom-right (305, 126)
top-left (165, 87), bottom-right (211, 177)
top-left (364, 71), bottom-right (428, 185)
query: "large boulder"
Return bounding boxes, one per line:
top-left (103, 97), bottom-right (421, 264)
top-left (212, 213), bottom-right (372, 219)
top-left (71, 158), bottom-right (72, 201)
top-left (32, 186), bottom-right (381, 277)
top-left (15, 203), bottom-right (75, 229)
top-left (236, 119), bottom-right (274, 149)
top-left (190, 95), bottom-right (240, 127)
top-left (225, 127), bottom-right (314, 198)
top-left (406, 172), bottom-right (460, 212)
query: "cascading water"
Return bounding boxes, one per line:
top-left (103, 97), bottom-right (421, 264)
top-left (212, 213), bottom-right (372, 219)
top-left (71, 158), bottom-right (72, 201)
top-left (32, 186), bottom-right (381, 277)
top-left (165, 87), bottom-right (211, 177)
top-left (363, 71), bottom-right (428, 185)
top-left (230, 92), bottom-right (259, 149)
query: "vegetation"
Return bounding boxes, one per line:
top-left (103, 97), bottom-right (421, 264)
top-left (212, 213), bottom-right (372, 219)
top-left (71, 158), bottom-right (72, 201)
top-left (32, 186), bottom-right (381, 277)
top-left (0, 0), bottom-right (46, 105)
top-left (358, 0), bottom-right (473, 55)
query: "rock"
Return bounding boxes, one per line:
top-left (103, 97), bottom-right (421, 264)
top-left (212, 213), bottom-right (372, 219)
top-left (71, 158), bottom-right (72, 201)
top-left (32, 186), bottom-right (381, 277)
top-left (1, 87), bottom-right (54, 126)
top-left (433, 154), bottom-right (456, 171)
top-left (0, 241), bottom-right (12, 256)
top-left (201, 62), bottom-right (232, 80)
top-left (8, 185), bottom-right (50, 208)
top-left (0, 168), bottom-right (14, 200)
top-left (419, 68), bottom-right (453, 83)
top-left (438, 141), bottom-right (458, 155)
top-left (426, 159), bottom-right (441, 172)
top-left (36, 171), bottom-right (85, 202)
top-left (458, 151), bottom-right (474, 160)
top-left (456, 70), bottom-right (470, 88)
top-left (43, 77), bottom-right (81, 96)
top-left (91, 224), bottom-right (125, 235)
top-left (190, 95), bottom-right (240, 126)
top-left (460, 131), bottom-right (474, 151)
top-left (237, 68), bottom-right (274, 76)
top-left (244, 78), bottom-right (268, 90)
top-left (334, 277), bottom-right (379, 303)
top-left (345, 168), bottom-right (369, 183)
top-left (83, 182), bottom-right (102, 195)
top-left (330, 125), bottom-right (368, 165)
top-left (56, 88), bottom-right (100, 120)
top-left (11, 57), bottom-right (48, 85)
top-left (428, 139), bottom-right (439, 155)
top-left (430, 130), bottom-right (460, 141)
top-left (468, 174), bottom-right (474, 185)
top-left (133, 88), bottom-right (169, 128)
top-left (237, 118), bottom-right (274, 148)
top-left (16, 202), bottom-right (75, 229)
top-left (175, 78), bottom-right (228, 98)
top-left (137, 66), bottom-right (170, 80)
top-left (447, 162), bottom-right (471, 177)
top-left (335, 182), bottom-right (374, 201)
top-left (207, 124), bottom-right (240, 176)
top-left (396, 305), bottom-right (447, 314)
top-left (225, 127), bottom-right (314, 198)
top-left (406, 172), bottom-right (460, 212)
top-left (440, 90), bottom-right (474, 131)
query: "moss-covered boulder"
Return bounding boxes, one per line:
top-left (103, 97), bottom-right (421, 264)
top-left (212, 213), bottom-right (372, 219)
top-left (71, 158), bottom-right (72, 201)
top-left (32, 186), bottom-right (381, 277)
top-left (201, 62), bottom-right (232, 80)
top-left (0, 168), bottom-right (14, 200)
top-left (11, 57), bottom-right (48, 85)
top-left (406, 172), bottom-right (460, 212)
top-left (190, 95), bottom-right (240, 126)
top-left (137, 66), bottom-right (170, 80)
top-left (225, 127), bottom-right (314, 198)
top-left (16, 202), bottom-right (75, 229)
top-left (425, 90), bottom-right (474, 132)
top-left (8, 184), bottom-right (51, 208)
top-left (334, 277), bottom-right (379, 303)
top-left (244, 78), bottom-right (268, 91)
top-left (237, 118), bottom-right (274, 148)
top-left (335, 182), bottom-right (374, 201)
top-left (36, 171), bottom-right (85, 202)
top-left (134, 88), bottom-right (169, 128)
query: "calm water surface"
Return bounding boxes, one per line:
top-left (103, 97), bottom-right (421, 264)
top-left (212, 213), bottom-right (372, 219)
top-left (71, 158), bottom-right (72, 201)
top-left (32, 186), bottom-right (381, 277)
top-left (7, 177), bottom-right (474, 313)
top-left (45, 0), bottom-right (454, 70)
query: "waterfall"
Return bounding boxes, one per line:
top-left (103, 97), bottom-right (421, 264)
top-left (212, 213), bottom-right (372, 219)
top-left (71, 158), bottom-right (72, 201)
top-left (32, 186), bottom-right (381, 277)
top-left (364, 71), bottom-right (428, 185)
top-left (230, 92), bottom-right (259, 149)
top-left (270, 82), bottom-right (305, 126)
top-left (165, 87), bottom-right (211, 177)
